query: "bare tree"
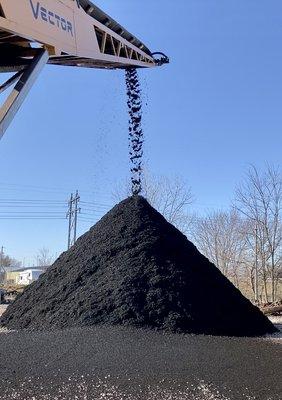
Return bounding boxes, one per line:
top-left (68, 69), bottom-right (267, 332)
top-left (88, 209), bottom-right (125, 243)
top-left (235, 165), bottom-right (282, 303)
top-left (0, 252), bottom-right (21, 284)
top-left (36, 247), bottom-right (54, 268)
top-left (113, 174), bottom-right (194, 235)
top-left (1, 254), bottom-right (21, 270)
top-left (193, 209), bottom-right (248, 287)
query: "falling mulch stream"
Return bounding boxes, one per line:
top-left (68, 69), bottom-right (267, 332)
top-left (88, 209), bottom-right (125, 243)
top-left (125, 68), bottom-right (143, 195)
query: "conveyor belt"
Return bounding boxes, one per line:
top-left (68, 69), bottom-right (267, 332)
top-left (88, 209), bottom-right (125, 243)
top-left (79, 0), bottom-right (152, 56)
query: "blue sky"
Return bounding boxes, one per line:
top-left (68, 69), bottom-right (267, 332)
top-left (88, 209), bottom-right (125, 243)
top-left (1, 0), bottom-right (282, 264)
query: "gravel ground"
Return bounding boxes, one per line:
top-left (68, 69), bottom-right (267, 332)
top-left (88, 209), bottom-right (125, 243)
top-left (0, 324), bottom-right (281, 400)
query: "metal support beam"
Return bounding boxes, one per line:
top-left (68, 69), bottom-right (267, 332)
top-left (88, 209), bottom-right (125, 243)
top-left (0, 70), bottom-right (23, 94)
top-left (0, 49), bottom-right (49, 140)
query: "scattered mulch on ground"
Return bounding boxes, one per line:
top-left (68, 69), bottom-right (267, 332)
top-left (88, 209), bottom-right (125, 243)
top-left (0, 196), bottom-right (277, 336)
top-left (0, 325), bottom-right (281, 400)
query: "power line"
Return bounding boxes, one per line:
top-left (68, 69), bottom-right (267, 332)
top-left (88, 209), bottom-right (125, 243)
top-left (0, 197), bottom-right (69, 220)
top-left (0, 217), bottom-right (65, 220)
top-left (0, 195), bottom-right (111, 233)
top-left (80, 212), bottom-right (104, 216)
top-left (0, 205), bottom-right (66, 208)
top-left (0, 199), bottom-right (66, 203)
top-left (0, 211), bottom-right (65, 214)
top-left (0, 181), bottom-right (112, 198)
top-left (80, 201), bottom-right (111, 207)
top-left (79, 216), bottom-right (98, 221)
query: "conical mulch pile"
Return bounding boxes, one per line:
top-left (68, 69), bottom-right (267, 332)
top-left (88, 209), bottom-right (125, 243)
top-left (1, 196), bottom-right (276, 336)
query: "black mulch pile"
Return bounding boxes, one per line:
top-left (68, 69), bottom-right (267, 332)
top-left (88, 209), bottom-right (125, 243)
top-left (1, 196), bottom-right (277, 336)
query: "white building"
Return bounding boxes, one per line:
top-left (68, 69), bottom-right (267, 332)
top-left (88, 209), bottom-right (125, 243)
top-left (17, 268), bottom-right (46, 286)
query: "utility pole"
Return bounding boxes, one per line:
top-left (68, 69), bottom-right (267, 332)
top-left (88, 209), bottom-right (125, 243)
top-left (67, 193), bottom-right (73, 250)
top-left (0, 246), bottom-right (3, 265)
top-left (0, 246), bottom-right (5, 284)
top-left (254, 224), bottom-right (259, 304)
top-left (73, 191), bottom-right (80, 246)
top-left (66, 191), bottom-right (81, 249)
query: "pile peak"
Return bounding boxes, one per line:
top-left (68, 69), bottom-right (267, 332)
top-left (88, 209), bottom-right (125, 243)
top-left (1, 196), bottom-right (276, 336)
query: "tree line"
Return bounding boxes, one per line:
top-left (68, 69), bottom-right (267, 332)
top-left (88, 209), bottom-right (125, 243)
top-left (193, 165), bottom-right (282, 304)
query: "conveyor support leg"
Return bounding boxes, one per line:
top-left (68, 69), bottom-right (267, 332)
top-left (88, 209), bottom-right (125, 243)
top-left (0, 49), bottom-right (49, 140)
